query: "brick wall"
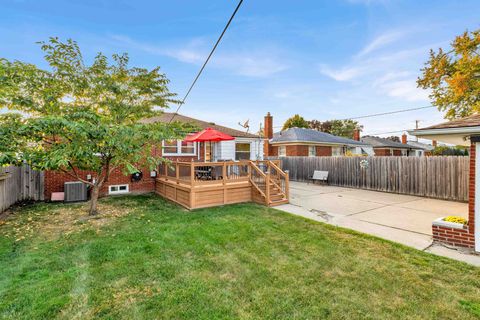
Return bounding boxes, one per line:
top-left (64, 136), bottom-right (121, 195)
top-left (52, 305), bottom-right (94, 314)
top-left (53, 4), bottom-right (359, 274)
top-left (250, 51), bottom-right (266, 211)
top-left (44, 166), bottom-right (157, 200)
top-left (269, 145), bottom-right (332, 156)
top-left (286, 145), bottom-right (308, 156)
top-left (432, 223), bottom-right (475, 249)
top-left (316, 146), bottom-right (332, 156)
top-left (270, 146), bottom-right (279, 157)
top-left (469, 143), bottom-right (475, 236)
top-left (374, 148), bottom-right (391, 156)
top-left (44, 144), bottom-right (203, 201)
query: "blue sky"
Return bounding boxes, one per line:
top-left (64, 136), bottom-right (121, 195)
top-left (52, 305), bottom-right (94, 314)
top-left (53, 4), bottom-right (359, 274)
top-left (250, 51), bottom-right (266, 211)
top-left (1, 0), bottom-right (479, 138)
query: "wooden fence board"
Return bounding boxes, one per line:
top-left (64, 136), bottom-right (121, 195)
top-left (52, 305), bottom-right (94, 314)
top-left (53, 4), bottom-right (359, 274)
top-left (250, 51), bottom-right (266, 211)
top-left (268, 156), bottom-right (469, 202)
top-left (0, 165), bottom-right (44, 213)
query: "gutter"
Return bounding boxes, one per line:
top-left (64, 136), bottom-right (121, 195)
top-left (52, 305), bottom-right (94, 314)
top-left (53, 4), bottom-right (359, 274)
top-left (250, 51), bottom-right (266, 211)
top-left (269, 141), bottom-right (371, 147)
top-left (409, 126), bottom-right (480, 136)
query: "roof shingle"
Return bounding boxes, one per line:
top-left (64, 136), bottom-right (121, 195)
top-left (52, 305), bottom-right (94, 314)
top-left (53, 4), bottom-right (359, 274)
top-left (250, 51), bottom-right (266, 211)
top-left (142, 112), bottom-right (259, 138)
top-left (360, 136), bottom-right (421, 149)
top-left (417, 114), bottom-right (480, 130)
top-left (271, 127), bottom-right (368, 146)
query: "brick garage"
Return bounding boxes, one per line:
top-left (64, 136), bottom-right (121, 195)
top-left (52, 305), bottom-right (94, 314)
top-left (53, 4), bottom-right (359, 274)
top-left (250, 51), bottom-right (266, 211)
top-left (412, 114), bottom-right (480, 252)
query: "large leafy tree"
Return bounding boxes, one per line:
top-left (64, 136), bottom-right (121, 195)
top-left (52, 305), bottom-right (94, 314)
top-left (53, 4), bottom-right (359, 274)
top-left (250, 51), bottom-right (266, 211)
top-left (418, 29), bottom-right (480, 119)
top-left (0, 38), bottom-right (191, 215)
top-left (307, 119), bottom-right (362, 139)
top-left (282, 114), bottom-right (309, 130)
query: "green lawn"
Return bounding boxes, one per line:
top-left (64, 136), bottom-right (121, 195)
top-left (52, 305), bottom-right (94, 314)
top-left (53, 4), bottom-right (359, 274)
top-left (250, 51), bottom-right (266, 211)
top-left (0, 194), bottom-right (479, 319)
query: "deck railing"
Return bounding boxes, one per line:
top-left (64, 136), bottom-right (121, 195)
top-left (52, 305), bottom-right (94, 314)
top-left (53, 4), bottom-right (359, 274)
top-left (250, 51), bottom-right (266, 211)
top-left (157, 159), bottom-right (288, 207)
top-left (158, 160), bottom-right (252, 186)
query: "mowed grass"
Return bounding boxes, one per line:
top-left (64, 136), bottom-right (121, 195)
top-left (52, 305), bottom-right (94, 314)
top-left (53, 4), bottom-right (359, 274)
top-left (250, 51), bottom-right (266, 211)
top-left (0, 194), bottom-right (479, 319)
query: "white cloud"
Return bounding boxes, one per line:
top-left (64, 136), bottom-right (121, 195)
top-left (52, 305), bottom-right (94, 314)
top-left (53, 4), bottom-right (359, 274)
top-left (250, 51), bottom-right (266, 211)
top-left (319, 64), bottom-right (366, 81)
top-left (109, 34), bottom-right (288, 78)
top-left (356, 31), bottom-right (405, 57)
top-left (380, 80), bottom-right (430, 102)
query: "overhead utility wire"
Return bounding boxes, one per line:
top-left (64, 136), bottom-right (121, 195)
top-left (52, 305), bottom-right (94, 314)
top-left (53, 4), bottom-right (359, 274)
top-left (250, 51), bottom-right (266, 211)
top-left (338, 105), bottom-right (435, 121)
top-left (169, 0), bottom-right (244, 123)
top-left (272, 105), bottom-right (436, 128)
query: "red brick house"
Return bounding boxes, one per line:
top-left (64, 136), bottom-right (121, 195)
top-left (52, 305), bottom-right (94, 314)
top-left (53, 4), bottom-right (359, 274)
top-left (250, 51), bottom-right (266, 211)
top-left (360, 135), bottom-right (425, 156)
top-left (45, 113), bottom-right (262, 200)
top-left (411, 114), bottom-right (480, 252)
top-left (263, 113), bottom-right (372, 157)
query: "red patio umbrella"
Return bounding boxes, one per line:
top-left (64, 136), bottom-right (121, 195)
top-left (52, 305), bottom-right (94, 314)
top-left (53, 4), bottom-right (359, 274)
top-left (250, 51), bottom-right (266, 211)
top-left (185, 128), bottom-right (234, 162)
top-left (184, 128), bottom-right (234, 142)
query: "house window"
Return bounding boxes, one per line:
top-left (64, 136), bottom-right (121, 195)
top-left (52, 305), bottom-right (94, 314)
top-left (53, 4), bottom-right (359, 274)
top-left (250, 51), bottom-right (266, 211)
top-left (308, 146), bottom-right (316, 157)
top-left (278, 146), bottom-right (286, 157)
top-left (109, 184), bottom-right (129, 195)
top-left (162, 140), bottom-right (196, 156)
top-left (181, 141), bottom-right (195, 154)
top-left (235, 143), bottom-right (251, 160)
top-left (332, 147), bottom-right (343, 156)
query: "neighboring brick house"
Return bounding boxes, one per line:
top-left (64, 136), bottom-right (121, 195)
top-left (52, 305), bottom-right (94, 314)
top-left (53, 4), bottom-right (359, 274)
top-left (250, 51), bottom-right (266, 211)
top-left (263, 113), bottom-right (371, 157)
top-left (411, 114), bottom-right (480, 252)
top-left (44, 112), bottom-right (262, 200)
top-left (360, 135), bottom-right (424, 156)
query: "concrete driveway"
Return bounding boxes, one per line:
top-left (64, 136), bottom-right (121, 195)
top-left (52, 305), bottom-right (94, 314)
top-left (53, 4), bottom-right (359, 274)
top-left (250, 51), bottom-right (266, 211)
top-left (277, 182), bottom-right (480, 266)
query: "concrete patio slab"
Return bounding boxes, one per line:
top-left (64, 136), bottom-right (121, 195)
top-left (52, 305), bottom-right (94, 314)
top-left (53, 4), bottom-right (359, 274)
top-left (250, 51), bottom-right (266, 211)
top-left (336, 188), bottom-right (421, 205)
top-left (276, 181), bottom-right (479, 266)
top-left (350, 205), bottom-right (446, 235)
top-left (398, 198), bottom-right (468, 216)
top-left (290, 193), bottom-right (385, 216)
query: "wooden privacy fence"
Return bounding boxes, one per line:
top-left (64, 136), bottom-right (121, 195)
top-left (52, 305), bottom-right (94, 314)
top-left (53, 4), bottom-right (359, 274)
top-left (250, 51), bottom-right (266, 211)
top-left (270, 156), bottom-right (470, 202)
top-left (0, 165), bottom-right (44, 213)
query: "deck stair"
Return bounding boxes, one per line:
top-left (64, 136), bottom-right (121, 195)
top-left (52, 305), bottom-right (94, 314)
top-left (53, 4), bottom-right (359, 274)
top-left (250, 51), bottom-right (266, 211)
top-left (249, 161), bottom-right (289, 207)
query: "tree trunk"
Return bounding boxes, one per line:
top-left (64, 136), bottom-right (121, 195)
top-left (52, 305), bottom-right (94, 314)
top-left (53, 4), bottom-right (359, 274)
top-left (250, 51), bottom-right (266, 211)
top-left (89, 185), bottom-right (100, 216)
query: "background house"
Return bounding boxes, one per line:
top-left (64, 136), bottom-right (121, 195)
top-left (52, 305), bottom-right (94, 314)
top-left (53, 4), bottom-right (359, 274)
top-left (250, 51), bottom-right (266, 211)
top-left (360, 135), bottom-right (424, 156)
top-left (263, 113), bottom-right (371, 157)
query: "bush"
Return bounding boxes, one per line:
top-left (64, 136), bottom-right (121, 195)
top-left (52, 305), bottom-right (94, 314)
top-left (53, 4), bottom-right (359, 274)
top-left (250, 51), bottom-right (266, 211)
top-left (432, 146), bottom-right (469, 156)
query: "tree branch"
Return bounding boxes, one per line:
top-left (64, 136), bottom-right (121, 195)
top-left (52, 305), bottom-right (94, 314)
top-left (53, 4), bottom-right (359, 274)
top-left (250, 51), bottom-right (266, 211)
top-left (59, 167), bottom-right (94, 186)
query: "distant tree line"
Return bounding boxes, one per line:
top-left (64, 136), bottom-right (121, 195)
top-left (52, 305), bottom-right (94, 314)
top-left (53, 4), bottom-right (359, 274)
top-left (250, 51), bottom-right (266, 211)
top-left (282, 114), bottom-right (362, 139)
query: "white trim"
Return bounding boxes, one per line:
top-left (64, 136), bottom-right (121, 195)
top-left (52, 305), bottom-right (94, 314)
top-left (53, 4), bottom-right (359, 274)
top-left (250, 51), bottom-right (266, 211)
top-left (475, 143), bottom-right (480, 252)
top-left (409, 126), bottom-right (480, 137)
top-left (108, 184), bottom-right (129, 195)
top-left (432, 218), bottom-right (466, 230)
top-left (162, 140), bottom-right (197, 156)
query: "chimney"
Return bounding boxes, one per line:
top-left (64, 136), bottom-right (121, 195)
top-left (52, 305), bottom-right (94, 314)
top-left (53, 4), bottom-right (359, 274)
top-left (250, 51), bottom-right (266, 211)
top-left (432, 140), bottom-right (437, 147)
top-left (353, 129), bottom-right (360, 141)
top-left (264, 112), bottom-right (273, 157)
top-left (401, 133), bottom-right (407, 144)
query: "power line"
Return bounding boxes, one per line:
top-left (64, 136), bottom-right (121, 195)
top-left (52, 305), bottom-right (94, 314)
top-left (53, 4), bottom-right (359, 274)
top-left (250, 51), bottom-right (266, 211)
top-left (339, 105), bottom-right (435, 121)
top-left (272, 105), bottom-right (437, 128)
top-left (169, 0), bottom-right (244, 123)
top-left (366, 129), bottom-right (413, 136)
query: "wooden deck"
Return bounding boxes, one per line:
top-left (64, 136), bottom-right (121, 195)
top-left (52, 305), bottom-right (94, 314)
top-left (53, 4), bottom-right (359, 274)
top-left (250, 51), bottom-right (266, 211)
top-left (155, 160), bottom-right (289, 210)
